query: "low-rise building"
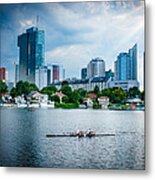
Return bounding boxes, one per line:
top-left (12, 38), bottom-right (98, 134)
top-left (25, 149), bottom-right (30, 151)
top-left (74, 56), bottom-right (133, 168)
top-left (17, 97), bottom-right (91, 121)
top-left (1, 94), bottom-right (12, 103)
top-left (83, 98), bottom-right (93, 108)
top-left (98, 96), bottom-right (109, 109)
top-left (109, 80), bottom-right (139, 91)
top-left (28, 91), bottom-right (48, 105)
top-left (52, 92), bottom-right (66, 103)
top-left (52, 76), bottom-right (112, 92)
top-left (14, 95), bottom-right (26, 104)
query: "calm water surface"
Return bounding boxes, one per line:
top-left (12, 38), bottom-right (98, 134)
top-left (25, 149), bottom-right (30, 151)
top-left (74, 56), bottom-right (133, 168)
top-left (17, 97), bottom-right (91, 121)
top-left (0, 108), bottom-right (145, 169)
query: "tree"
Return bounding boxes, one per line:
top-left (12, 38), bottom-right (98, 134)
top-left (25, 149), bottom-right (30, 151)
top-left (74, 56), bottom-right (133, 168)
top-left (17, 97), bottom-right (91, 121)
top-left (69, 90), bottom-right (81, 104)
top-left (29, 83), bottom-right (39, 92)
top-left (61, 85), bottom-right (72, 97)
top-left (101, 88), bottom-right (112, 97)
top-left (94, 85), bottom-right (100, 95)
top-left (10, 81), bottom-right (39, 98)
top-left (111, 88), bottom-right (127, 103)
top-left (76, 88), bottom-right (87, 104)
top-left (0, 80), bottom-right (8, 96)
top-left (62, 96), bottom-right (70, 103)
top-left (61, 80), bottom-right (69, 88)
top-left (10, 87), bottom-right (18, 98)
top-left (141, 90), bottom-right (145, 101)
top-left (127, 87), bottom-right (141, 98)
top-left (16, 81), bottom-right (30, 95)
top-left (93, 102), bottom-right (100, 109)
top-left (50, 95), bottom-right (60, 103)
top-left (77, 88), bottom-right (87, 98)
top-left (41, 86), bottom-right (57, 96)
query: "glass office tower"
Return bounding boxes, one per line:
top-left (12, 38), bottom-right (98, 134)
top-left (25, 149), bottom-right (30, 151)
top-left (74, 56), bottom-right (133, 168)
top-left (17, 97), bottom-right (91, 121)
top-left (18, 27), bottom-right (45, 83)
top-left (115, 44), bottom-right (137, 81)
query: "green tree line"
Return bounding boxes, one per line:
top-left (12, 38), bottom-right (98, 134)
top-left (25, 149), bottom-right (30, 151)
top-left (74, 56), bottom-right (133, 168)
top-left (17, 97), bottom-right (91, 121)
top-left (0, 80), bottom-right (144, 105)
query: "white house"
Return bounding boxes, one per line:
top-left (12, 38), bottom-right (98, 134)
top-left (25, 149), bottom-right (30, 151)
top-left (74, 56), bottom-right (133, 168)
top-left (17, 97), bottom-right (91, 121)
top-left (83, 98), bottom-right (93, 108)
top-left (98, 96), bottom-right (110, 109)
top-left (28, 91), bottom-right (51, 107)
top-left (14, 95), bottom-right (26, 105)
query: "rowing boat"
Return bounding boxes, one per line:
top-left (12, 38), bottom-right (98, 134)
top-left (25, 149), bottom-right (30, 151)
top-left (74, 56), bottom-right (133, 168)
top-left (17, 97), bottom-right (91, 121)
top-left (46, 133), bottom-right (115, 138)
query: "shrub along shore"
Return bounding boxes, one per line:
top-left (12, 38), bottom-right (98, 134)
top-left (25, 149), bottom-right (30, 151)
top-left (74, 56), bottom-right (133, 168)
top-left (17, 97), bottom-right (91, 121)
top-left (0, 80), bottom-right (144, 110)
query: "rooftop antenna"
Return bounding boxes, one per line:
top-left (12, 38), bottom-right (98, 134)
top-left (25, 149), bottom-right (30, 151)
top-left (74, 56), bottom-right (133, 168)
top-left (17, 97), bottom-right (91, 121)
top-left (36, 15), bottom-right (39, 28)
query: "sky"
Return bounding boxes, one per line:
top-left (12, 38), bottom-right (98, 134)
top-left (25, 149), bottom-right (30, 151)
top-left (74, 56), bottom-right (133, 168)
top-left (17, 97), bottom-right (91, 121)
top-left (0, 0), bottom-right (145, 89)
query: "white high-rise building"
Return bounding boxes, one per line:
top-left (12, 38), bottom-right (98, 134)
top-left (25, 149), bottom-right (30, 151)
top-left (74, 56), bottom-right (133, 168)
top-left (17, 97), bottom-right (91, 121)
top-left (87, 57), bottom-right (105, 79)
top-left (35, 66), bottom-right (47, 90)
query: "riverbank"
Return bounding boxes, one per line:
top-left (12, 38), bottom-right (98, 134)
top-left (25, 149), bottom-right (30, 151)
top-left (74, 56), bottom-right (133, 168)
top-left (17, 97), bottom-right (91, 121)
top-left (0, 103), bottom-right (145, 111)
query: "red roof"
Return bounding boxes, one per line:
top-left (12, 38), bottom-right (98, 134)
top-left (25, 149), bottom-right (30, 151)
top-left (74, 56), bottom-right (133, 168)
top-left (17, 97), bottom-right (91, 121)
top-left (87, 93), bottom-right (97, 99)
top-left (83, 97), bottom-right (90, 101)
top-left (98, 96), bottom-right (109, 100)
top-left (54, 92), bottom-right (66, 98)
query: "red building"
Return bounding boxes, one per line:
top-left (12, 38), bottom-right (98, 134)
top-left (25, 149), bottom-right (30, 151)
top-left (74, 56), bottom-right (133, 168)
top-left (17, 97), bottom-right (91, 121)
top-left (0, 68), bottom-right (7, 81)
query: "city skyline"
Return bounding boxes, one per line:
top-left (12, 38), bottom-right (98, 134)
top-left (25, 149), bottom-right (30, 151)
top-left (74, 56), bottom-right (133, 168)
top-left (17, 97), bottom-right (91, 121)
top-left (0, 1), bottom-right (144, 89)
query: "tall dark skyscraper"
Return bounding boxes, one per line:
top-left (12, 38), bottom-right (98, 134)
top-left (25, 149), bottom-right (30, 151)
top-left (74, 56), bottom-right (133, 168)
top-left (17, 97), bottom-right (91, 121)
top-left (115, 44), bottom-right (137, 81)
top-left (18, 27), bottom-right (45, 83)
top-left (81, 68), bottom-right (87, 80)
top-left (52, 65), bottom-right (60, 83)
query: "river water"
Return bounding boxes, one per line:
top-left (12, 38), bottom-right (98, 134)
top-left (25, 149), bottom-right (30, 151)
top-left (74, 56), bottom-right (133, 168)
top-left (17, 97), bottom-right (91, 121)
top-left (0, 108), bottom-right (145, 169)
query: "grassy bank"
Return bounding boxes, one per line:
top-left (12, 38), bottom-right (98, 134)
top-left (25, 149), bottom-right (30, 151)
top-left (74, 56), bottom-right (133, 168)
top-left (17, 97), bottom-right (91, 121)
top-left (55, 103), bottom-right (79, 109)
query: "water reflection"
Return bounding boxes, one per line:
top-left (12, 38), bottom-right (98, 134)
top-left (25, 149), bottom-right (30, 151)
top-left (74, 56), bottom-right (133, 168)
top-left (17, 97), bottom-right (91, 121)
top-left (15, 110), bottom-right (40, 167)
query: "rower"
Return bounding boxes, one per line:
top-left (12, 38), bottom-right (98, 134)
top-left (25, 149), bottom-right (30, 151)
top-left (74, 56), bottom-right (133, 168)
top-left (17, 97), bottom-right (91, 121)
top-left (76, 129), bottom-right (84, 137)
top-left (76, 129), bottom-right (80, 135)
top-left (86, 128), bottom-right (95, 137)
top-left (86, 128), bottom-right (92, 134)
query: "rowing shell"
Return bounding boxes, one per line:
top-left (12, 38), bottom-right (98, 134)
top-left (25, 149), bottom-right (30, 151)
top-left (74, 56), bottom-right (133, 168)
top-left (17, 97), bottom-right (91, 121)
top-left (46, 134), bottom-right (115, 138)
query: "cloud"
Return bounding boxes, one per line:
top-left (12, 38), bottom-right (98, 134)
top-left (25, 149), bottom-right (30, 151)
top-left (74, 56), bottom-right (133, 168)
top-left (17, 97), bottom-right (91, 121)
top-left (45, 1), bottom-right (144, 81)
top-left (45, 44), bottom-right (96, 78)
top-left (19, 19), bottom-right (33, 28)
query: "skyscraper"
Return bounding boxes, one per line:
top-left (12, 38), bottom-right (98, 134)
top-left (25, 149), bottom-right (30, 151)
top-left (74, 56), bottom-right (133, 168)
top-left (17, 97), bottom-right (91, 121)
top-left (115, 53), bottom-right (129, 81)
top-left (18, 27), bottom-right (45, 83)
top-left (47, 68), bottom-right (51, 86)
top-left (35, 66), bottom-right (47, 90)
top-left (128, 44), bottom-right (137, 80)
top-left (105, 69), bottom-right (114, 80)
top-left (115, 44), bottom-right (137, 81)
top-left (53, 65), bottom-right (60, 83)
top-left (14, 63), bottom-right (19, 85)
top-left (87, 57), bottom-right (105, 79)
top-left (47, 64), bottom-right (64, 85)
top-left (63, 68), bottom-right (65, 80)
top-left (0, 67), bottom-right (7, 81)
top-left (81, 68), bottom-right (87, 80)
